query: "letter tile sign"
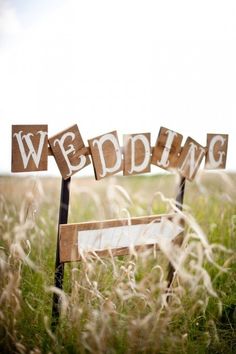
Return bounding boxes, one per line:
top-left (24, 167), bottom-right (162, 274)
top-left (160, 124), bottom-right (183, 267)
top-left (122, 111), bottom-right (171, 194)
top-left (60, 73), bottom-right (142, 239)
top-left (123, 133), bottom-right (151, 175)
top-left (151, 127), bottom-right (183, 171)
top-left (205, 134), bottom-right (228, 169)
top-left (11, 123), bottom-right (229, 181)
top-left (49, 124), bottom-right (90, 180)
top-left (88, 131), bottom-right (123, 180)
top-left (12, 125), bottom-right (48, 172)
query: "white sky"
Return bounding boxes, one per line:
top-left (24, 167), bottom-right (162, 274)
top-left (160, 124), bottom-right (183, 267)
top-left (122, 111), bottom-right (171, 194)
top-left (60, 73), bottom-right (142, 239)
top-left (0, 0), bottom-right (236, 177)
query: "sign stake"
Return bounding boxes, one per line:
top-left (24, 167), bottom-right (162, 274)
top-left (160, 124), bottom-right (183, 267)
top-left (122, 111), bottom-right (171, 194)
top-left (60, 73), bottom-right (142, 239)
top-left (175, 176), bottom-right (186, 212)
top-left (51, 177), bottom-right (71, 329)
top-left (167, 176), bottom-right (186, 297)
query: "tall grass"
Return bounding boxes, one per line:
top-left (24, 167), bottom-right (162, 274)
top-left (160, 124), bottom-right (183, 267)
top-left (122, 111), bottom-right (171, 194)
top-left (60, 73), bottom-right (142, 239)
top-left (0, 172), bottom-right (235, 353)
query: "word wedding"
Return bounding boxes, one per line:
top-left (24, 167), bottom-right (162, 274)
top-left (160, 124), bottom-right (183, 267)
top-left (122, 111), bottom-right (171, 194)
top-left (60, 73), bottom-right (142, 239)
top-left (12, 125), bottom-right (228, 181)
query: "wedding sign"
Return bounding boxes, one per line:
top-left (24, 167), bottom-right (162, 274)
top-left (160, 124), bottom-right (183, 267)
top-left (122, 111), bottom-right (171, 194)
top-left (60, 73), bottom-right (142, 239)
top-left (11, 124), bottom-right (229, 181)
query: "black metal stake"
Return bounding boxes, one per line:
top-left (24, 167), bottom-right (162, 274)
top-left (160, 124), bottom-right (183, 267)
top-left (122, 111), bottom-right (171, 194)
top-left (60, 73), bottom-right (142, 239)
top-left (166, 175), bottom-right (186, 295)
top-left (175, 175), bottom-right (186, 212)
top-left (51, 177), bottom-right (71, 329)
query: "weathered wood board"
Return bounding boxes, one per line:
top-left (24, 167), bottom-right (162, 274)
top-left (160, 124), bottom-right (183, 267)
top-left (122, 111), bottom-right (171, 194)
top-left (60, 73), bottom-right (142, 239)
top-left (49, 124), bottom-right (90, 179)
top-left (88, 131), bottom-right (123, 180)
top-left (178, 137), bottom-right (206, 181)
top-left (123, 133), bottom-right (151, 175)
top-left (205, 134), bottom-right (228, 169)
top-left (59, 214), bottom-right (184, 262)
top-left (151, 127), bottom-right (183, 171)
top-left (12, 125), bottom-right (48, 172)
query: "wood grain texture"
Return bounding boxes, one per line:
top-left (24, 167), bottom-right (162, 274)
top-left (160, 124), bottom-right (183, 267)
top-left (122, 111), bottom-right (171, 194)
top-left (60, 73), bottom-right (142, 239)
top-left (123, 133), bottom-right (151, 175)
top-left (205, 134), bottom-right (228, 169)
top-left (49, 124), bottom-right (90, 179)
top-left (48, 146), bottom-right (54, 156)
top-left (178, 137), bottom-right (206, 181)
top-left (88, 131), bottom-right (123, 180)
top-left (59, 214), bottom-right (184, 262)
top-left (12, 125), bottom-right (48, 172)
top-left (151, 127), bottom-right (183, 171)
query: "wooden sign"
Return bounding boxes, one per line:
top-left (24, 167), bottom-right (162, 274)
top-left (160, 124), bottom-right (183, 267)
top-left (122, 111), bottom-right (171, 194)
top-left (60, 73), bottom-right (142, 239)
top-left (12, 125), bottom-right (48, 172)
top-left (178, 137), bottom-right (206, 181)
top-left (49, 125), bottom-right (90, 179)
top-left (59, 214), bottom-right (184, 262)
top-left (88, 131), bottom-right (123, 180)
top-left (205, 134), bottom-right (228, 169)
top-left (151, 127), bottom-right (183, 171)
top-left (123, 133), bottom-right (151, 175)
top-left (11, 124), bottom-right (229, 181)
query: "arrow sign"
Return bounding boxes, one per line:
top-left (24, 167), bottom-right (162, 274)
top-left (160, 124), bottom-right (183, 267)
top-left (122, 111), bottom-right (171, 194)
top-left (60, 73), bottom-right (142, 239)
top-left (59, 214), bottom-right (184, 262)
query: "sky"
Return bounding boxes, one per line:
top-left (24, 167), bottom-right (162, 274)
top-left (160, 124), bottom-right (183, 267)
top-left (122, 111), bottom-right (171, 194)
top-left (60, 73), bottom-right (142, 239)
top-left (0, 0), bottom-right (236, 178)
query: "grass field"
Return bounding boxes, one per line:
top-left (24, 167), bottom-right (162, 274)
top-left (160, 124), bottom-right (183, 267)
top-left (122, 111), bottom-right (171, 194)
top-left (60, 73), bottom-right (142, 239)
top-left (0, 172), bottom-right (236, 353)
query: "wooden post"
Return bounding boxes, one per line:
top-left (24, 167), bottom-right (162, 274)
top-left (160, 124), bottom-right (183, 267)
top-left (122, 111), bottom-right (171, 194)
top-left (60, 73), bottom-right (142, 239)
top-left (51, 177), bottom-right (71, 329)
top-left (166, 176), bottom-right (186, 295)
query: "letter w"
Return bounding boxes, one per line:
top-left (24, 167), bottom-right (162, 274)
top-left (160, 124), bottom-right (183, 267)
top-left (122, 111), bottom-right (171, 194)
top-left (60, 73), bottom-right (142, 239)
top-left (14, 130), bottom-right (48, 169)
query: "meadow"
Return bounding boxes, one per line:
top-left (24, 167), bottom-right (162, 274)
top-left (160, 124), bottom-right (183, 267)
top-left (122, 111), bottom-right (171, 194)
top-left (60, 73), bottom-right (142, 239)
top-left (0, 172), bottom-right (236, 353)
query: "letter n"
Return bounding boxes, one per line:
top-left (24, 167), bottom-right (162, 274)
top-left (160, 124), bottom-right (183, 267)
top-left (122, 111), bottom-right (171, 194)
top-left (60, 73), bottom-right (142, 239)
top-left (12, 125), bottom-right (48, 172)
top-left (178, 137), bottom-right (206, 181)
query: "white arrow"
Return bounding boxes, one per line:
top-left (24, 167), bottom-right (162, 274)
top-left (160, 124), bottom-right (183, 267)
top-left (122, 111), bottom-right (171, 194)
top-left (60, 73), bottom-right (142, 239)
top-left (77, 216), bottom-right (183, 253)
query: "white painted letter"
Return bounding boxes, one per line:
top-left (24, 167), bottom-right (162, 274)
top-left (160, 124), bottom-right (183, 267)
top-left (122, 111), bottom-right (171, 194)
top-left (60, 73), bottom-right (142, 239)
top-left (93, 134), bottom-right (122, 178)
top-left (54, 132), bottom-right (86, 177)
top-left (208, 135), bottom-right (226, 168)
top-left (128, 134), bottom-right (150, 173)
top-left (13, 130), bottom-right (48, 169)
top-left (158, 130), bottom-right (177, 168)
top-left (179, 142), bottom-right (205, 179)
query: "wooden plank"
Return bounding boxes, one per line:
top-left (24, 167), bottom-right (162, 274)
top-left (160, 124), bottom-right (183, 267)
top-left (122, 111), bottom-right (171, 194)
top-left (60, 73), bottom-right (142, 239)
top-left (151, 127), bottom-right (183, 171)
top-left (123, 133), bottom-right (151, 175)
top-left (178, 137), bottom-right (206, 181)
top-left (205, 134), bottom-right (228, 169)
top-left (12, 125), bottom-right (48, 172)
top-left (60, 214), bottom-right (184, 262)
top-left (88, 131), bottom-right (123, 180)
top-left (49, 124), bottom-right (90, 180)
